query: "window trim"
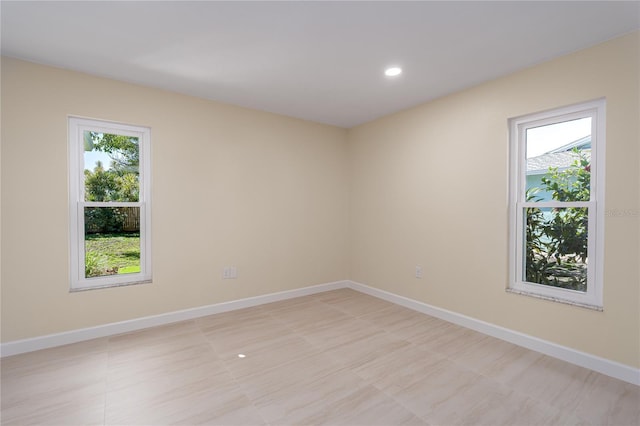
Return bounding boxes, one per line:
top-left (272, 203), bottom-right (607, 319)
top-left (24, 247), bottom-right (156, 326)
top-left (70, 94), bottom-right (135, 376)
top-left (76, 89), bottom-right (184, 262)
top-left (508, 99), bottom-right (605, 309)
top-left (68, 117), bottom-right (152, 291)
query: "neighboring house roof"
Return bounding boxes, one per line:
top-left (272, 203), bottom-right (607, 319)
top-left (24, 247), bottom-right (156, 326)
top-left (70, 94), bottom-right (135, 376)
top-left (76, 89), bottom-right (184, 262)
top-left (547, 135), bottom-right (591, 153)
top-left (527, 149), bottom-right (591, 175)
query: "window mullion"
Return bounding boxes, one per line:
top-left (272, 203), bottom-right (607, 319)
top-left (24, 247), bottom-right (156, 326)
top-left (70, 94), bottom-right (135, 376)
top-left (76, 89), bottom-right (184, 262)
top-left (82, 201), bottom-right (143, 208)
top-left (520, 201), bottom-right (592, 208)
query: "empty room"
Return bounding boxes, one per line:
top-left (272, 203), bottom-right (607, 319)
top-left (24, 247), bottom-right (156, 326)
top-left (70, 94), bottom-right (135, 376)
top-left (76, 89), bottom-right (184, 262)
top-left (1, 1), bottom-right (639, 425)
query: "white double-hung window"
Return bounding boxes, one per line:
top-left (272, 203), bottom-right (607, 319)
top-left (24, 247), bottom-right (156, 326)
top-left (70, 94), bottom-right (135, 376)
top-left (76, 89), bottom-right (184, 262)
top-left (508, 99), bottom-right (605, 309)
top-left (69, 117), bottom-right (152, 290)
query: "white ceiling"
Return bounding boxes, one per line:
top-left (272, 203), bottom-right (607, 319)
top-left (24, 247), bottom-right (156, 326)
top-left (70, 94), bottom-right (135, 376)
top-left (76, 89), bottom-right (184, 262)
top-left (2, 1), bottom-right (639, 128)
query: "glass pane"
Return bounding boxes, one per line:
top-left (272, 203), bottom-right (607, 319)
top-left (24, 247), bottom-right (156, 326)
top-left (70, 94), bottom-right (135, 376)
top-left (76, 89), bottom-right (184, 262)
top-left (525, 117), bottom-right (591, 202)
top-left (523, 207), bottom-right (588, 292)
top-left (84, 131), bottom-right (140, 202)
top-left (84, 207), bottom-right (141, 278)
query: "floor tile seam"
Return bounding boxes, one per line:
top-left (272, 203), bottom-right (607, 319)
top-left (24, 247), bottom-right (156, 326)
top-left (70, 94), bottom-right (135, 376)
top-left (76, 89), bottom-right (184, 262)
top-left (263, 307), bottom-right (352, 328)
top-left (274, 317), bottom-right (322, 347)
top-left (310, 385), bottom-right (406, 425)
top-left (194, 321), bottom-right (233, 371)
top-left (228, 351), bottom-right (354, 426)
top-left (345, 358), bottom-right (434, 425)
top-left (293, 311), bottom-right (417, 358)
top-left (240, 360), bottom-right (360, 416)
top-left (313, 347), bottom-right (366, 386)
top-left (426, 351), bottom-right (539, 417)
top-left (445, 353), bottom-right (509, 385)
top-left (304, 330), bottom-right (389, 357)
top-left (549, 371), bottom-right (604, 424)
top-left (197, 317), bottom-right (271, 334)
top-left (193, 337), bottom-right (252, 388)
top-left (219, 337), bottom-right (328, 384)
top-left (285, 322), bottom-right (384, 381)
top-left (260, 311), bottom-right (350, 367)
top-left (329, 306), bottom-right (384, 318)
top-left (314, 299), bottom-right (364, 317)
top-left (320, 332), bottom-right (440, 418)
top-left (205, 334), bottom-right (321, 364)
top-left (364, 317), bottom-right (427, 350)
top-left (410, 334), bottom-right (471, 356)
top-left (218, 304), bottom-right (322, 338)
top-left (106, 332), bottom-right (207, 356)
top-left (101, 363), bottom-right (108, 426)
top-left (273, 315), bottom-right (351, 336)
top-left (468, 352), bottom-right (597, 420)
top-left (260, 307), bottom-right (317, 333)
top-left (102, 337), bottom-right (119, 425)
top-left (276, 370), bottom-right (393, 425)
top-left (199, 338), bottom-right (272, 426)
top-left (106, 337), bottom-right (218, 368)
top-left (263, 301), bottom-right (374, 353)
top-left (195, 319), bottom-right (221, 351)
top-left (195, 313), bottom-right (280, 357)
top-left (352, 307), bottom-right (404, 321)
top-left (305, 302), bottom-right (358, 320)
top-left (353, 312), bottom-right (395, 330)
top-left (470, 363), bottom-right (586, 424)
top-left (398, 340), bottom-right (448, 365)
top-left (358, 320), bottom-right (430, 337)
top-left (544, 392), bottom-right (595, 425)
top-left (490, 378), bottom-right (593, 426)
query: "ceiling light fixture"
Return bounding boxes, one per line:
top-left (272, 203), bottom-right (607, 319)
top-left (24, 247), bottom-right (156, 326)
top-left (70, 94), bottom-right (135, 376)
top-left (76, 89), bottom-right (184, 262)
top-left (384, 67), bottom-right (402, 77)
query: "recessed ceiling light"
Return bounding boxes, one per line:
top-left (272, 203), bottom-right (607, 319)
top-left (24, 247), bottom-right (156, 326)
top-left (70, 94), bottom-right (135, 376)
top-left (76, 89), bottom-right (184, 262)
top-left (384, 67), bottom-right (402, 77)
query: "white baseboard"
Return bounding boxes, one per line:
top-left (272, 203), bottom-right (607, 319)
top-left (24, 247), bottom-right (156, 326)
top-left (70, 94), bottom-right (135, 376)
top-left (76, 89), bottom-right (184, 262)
top-left (346, 280), bottom-right (640, 386)
top-left (0, 280), bottom-right (347, 358)
top-left (3, 278), bottom-right (638, 386)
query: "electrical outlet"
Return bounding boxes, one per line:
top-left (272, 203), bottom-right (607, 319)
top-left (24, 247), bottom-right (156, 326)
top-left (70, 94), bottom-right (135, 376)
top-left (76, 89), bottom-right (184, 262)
top-left (415, 266), bottom-right (423, 279)
top-left (223, 266), bottom-right (237, 279)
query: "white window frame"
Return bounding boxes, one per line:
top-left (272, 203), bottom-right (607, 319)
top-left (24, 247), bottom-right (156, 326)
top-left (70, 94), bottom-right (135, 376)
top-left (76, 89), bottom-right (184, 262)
top-left (69, 117), bottom-right (152, 291)
top-left (508, 99), bottom-right (605, 309)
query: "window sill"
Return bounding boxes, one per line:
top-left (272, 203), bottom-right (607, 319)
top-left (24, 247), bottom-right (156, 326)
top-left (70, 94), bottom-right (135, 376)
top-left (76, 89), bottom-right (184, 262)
top-left (506, 288), bottom-right (603, 311)
top-left (70, 279), bottom-right (152, 293)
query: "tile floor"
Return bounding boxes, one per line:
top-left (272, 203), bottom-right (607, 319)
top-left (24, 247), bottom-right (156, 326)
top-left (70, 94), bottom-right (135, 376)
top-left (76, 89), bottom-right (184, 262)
top-left (1, 288), bottom-right (639, 425)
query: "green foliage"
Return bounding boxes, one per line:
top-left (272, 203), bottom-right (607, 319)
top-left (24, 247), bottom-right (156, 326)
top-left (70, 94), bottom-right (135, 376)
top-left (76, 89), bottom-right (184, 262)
top-left (89, 132), bottom-right (139, 174)
top-left (85, 207), bottom-right (125, 234)
top-left (524, 193), bottom-right (551, 286)
top-left (116, 173), bottom-right (139, 202)
top-left (84, 162), bottom-right (139, 203)
top-left (540, 152), bottom-right (590, 202)
top-left (540, 151), bottom-right (590, 265)
top-left (84, 131), bottom-right (140, 202)
top-left (85, 233), bottom-right (140, 278)
top-left (85, 251), bottom-right (107, 278)
top-left (84, 161), bottom-right (121, 202)
top-left (83, 133), bottom-right (142, 277)
top-left (525, 149), bottom-right (590, 291)
top-left (84, 132), bottom-right (140, 233)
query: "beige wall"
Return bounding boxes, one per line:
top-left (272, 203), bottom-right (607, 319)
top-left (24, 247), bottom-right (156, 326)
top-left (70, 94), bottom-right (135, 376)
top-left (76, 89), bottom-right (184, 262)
top-left (1, 57), bottom-right (349, 342)
top-left (348, 32), bottom-right (640, 368)
top-left (2, 32), bottom-right (639, 369)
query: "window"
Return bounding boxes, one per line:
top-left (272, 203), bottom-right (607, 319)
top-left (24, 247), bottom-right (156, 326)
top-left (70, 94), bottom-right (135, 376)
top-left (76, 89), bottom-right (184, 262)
top-left (508, 99), bottom-right (605, 309)
top-left (69, 117), bottom-right (151, 290)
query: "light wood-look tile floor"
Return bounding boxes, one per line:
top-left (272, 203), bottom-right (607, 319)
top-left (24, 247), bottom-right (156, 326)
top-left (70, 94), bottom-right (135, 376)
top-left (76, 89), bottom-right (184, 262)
top-left (2, 289), bottom-right (639, 425)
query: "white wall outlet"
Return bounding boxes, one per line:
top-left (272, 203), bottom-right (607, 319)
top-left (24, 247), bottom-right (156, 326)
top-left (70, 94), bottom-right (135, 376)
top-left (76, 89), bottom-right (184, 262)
top-left (223, 266), bottom-right (237, 279)
top-left (415, 266), bottom-right (423, 279)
